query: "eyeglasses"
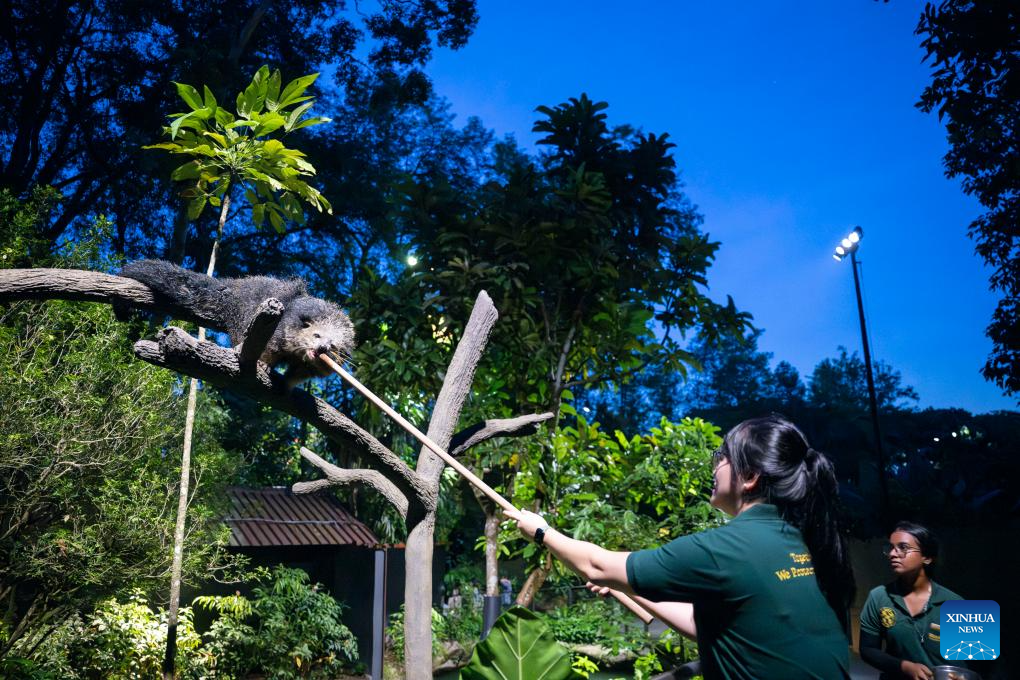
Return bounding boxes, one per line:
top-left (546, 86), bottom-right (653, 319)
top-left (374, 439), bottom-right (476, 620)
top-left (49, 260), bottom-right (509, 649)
top-left (712, 448), bottom-right (729, 469)
top-left (882, 542), bottom-right (922, 557)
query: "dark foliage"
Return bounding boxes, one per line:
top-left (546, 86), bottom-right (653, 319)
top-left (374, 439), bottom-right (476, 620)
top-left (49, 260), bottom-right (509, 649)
top-left (916, 0), bottom-right (1020, 399)
top-left (0, 0), bottom-right (478, 262)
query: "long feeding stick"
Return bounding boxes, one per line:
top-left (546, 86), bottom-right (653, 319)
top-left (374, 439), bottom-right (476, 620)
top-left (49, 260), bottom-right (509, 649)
top-left (318, 354), bottom-right (655, 625)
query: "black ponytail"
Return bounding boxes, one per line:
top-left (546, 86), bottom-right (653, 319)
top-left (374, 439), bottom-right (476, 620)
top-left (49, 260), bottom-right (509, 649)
top-left (720, 415), bottom-right (855, 628)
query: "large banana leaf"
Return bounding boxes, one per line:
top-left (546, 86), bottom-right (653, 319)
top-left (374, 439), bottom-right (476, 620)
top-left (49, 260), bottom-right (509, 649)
top-left (460, 606), bottom-right (575, 680)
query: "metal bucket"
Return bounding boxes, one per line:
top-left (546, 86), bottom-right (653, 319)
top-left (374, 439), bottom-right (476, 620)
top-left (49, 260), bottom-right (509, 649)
top-left (933, 666), bottom-right (981, 680)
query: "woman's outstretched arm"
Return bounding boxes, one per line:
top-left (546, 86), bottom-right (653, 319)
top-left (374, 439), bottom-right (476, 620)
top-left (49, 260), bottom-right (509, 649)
top-left (586, 583), bottom-right (698, 640)
top-left (504, 508), bottom-right (630, 589)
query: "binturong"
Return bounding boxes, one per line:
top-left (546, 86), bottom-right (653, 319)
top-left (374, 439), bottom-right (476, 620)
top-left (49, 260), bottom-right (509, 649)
top-left (120, 259), bottom-right (355, 388)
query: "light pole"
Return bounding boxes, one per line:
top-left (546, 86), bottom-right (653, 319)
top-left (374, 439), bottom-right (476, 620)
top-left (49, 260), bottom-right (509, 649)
top-left (833, 226), bottom-right (888, 520)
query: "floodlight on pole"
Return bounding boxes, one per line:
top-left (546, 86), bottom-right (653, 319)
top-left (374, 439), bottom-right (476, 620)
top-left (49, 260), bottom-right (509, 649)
top-left (832, 225), bottom-right (888, 520)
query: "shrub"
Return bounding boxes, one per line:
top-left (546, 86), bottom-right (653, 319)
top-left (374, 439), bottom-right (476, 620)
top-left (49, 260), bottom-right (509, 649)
top-left (198, 566), bottom-right (359, 679)
top-left (34, 591), bottom-right (206, 679)
top-left (25, 567), bottom-right (358, 679)
top-left (443, 604), bottom-right (482, 647)
top-left (545, 600), bottom-right (621, 647)
top-left (385, 605), bottom-right (446, 662)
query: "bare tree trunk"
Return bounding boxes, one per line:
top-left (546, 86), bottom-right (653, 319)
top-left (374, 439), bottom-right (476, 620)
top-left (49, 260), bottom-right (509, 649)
top-left (0, 593), bottom-right (41, 661)
top-left (403, 514), bottom-right (436, 680)
top-left (228, 0), bottom-right (274, 65)
top-left (483, 509), bottom-right (500, 596)
top-left (163, 195), bottom-right (229, 680)
top-left (403, 292), bottom-right (498, 679)
top-left (515, 555), bottom-right (552, 608)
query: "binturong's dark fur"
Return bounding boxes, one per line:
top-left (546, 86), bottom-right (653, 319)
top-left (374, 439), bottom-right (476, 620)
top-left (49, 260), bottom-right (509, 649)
top-left (120, 260), bottom-right (355, 387)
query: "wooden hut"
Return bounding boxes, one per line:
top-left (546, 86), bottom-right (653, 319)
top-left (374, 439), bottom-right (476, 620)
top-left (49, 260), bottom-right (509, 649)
top-left (224, 486), bottom-right (386, 676)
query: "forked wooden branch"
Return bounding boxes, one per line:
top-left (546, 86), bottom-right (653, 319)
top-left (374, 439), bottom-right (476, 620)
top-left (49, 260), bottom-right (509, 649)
top-left (318, 354), bottom-right (655, 625)
top-left (449, 413), bottom-right (555, 456)
top-left (293, 446), bottom-right (408, 516)
top-left (319, 354), bottom-right (515, 513)
top-left (296, 413), bottom-right (554, 513)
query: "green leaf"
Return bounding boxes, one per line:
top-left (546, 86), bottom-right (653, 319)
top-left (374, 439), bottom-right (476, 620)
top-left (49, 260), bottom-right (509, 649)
top-left (265, 69), bottom-right (282, 109)
top-left (284, 101), bottom-right (314, 131)
top-left (214, 106), bottom-right (235, 127)
top-left (202, 131), bottom-right (227, 147)
top-left (278, 73), bottom-right (319, 108)
top-left (170, 161), bottom-right (201, 181)
top-left (262, 139), bottom-right (285, 155)
top-left (241, 65), bottom-right (271, 115)
top-left (461, 607), bottom-right (573, 680)
top-left (268, 206), bottom-right (284, 233)
top-left (169, 111), bottom-right (196, 140)
top-left (290, 116), bottom-right (331, 131)
top-left (173, 82), bottom-right (203, 111)
top-left (253, 113), bottom-right (286, 137)
top-left (251, 203), bottom-right (266, 228)
top-left (202, 85), bottom-right (217, 110)
top-left (186, 196), bottom-right (207, 221)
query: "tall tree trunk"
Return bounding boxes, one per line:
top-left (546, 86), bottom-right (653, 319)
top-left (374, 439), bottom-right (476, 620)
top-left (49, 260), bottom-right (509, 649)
top-left (515, 554), bottom-right (552, 608)
top-left (483, 508), bottom-right (500, 596)
top-left (162, 195), bottom-right (229, 680)
top-left (403, 292), bottom-right (498, 679)
top-left (403, 513), bottom-right (436, 680)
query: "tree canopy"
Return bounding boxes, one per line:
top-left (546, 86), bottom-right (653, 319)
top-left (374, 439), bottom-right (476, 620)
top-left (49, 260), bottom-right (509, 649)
top-left (916, 0), bottom-right (1020, 399)
top-left (0, 0), bottom-right (478, 259)
top-left (0, 201), bottom-right (241, 662)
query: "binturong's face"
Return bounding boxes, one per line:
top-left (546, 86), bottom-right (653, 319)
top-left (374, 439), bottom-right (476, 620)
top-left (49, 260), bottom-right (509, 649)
top-left (885, 530), bottom-right (931, 577)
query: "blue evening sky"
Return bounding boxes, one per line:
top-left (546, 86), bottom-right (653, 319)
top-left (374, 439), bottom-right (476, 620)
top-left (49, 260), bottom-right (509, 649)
top-left (424, 0), bottom-right (1015, 414)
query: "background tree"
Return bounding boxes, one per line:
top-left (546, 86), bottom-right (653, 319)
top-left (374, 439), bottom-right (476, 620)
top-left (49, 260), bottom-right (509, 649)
top-left (0, 204), bottom-right (239, 665)
top-left (916, 0), bottom-right (1020, 399)
top-left (0, 0), bottom-right (478, 257)
top-left (808, 346), bottom-right (919, 413)
top-left (683, 329), bottom-right (776, 412)
top-left (347, 94), bottom-right (751, 608)
top-left (142, 64), bottom-right (335, 679)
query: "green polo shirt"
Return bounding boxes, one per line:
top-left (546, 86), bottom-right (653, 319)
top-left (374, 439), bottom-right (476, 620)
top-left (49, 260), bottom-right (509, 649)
top-left (859, 581), bottom-right (968, 677)
top-left (626, 504), bottom-right (849, 680)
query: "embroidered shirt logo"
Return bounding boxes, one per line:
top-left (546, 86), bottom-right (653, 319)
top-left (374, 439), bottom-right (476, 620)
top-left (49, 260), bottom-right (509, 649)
top-left (880, 607), bottom-right (896, 629)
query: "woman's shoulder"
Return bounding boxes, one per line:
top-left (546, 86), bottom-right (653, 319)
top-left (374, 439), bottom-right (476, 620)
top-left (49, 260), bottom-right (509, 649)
top-left (864, 583), bottom-right (894, 601)
top-left (932, 581), bottom-right (965, 603)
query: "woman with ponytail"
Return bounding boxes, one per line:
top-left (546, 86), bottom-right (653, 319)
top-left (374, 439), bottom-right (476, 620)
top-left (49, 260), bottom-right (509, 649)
top-left (506, 415), bottom-right (854, 680)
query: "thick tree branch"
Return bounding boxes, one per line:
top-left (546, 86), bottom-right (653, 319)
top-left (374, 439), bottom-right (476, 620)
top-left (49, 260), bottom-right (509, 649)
top-left (133, 327), bottom-right (433, 514)
top-left (416, 291), bottom-right (499, 484)
top-left (292, 446), bottom-right (408, 516)
top-left (449, 412), bottom-right (554, 457)
top-left (0, 268), bottom-right (220, 329)
top-left (0, 268), bottom-right (156, 307)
